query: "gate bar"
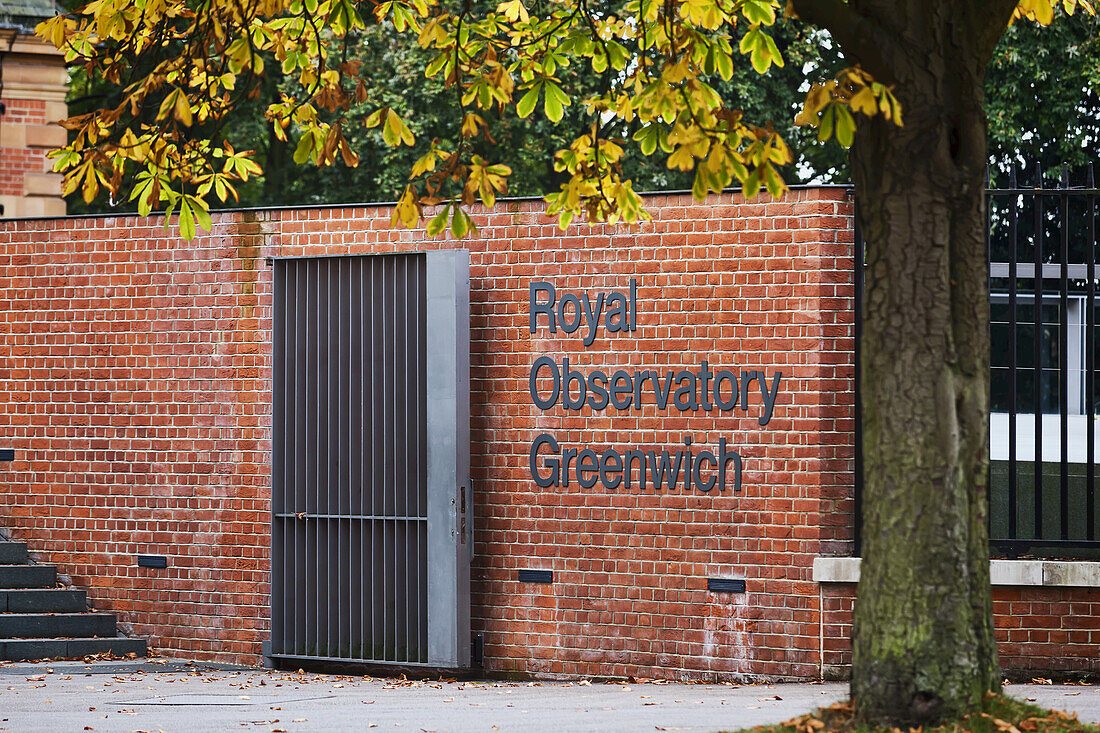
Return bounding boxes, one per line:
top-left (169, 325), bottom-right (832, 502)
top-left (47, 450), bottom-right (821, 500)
top-left (1033, 163), bottom-right (1044, 540)
top-left (1088, 163), bottom-right (1097, 541)
top-left (1007, 165), bottom-right (1019, 539)
top-left (1059, 166), bottom-right (1070, 540)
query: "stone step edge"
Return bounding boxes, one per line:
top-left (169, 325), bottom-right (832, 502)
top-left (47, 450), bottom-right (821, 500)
top-left (0, 637), bottom-right (147, 661)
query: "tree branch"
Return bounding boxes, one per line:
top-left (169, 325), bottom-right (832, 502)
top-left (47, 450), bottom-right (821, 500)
top-left (962, 0), bottom-right (1019, 66)
top-left (789, 0), bottom-right (899, 84)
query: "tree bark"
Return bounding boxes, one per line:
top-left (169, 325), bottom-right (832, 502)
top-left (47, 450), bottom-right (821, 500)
top-left (792, 0), bottom-right (1018, 724)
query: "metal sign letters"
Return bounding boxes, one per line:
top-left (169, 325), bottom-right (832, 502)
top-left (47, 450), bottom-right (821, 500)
top-left (527, 279), bottom-right (782, 494)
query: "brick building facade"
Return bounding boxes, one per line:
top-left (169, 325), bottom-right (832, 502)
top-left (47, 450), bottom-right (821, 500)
top-left (0, 189), bottom-right (1096, 679)
top-left (0, 7), bottom-right (69, 219)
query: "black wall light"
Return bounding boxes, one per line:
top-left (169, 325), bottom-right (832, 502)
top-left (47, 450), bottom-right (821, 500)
top-left (518, 569), bottom-right (553, 584)
top-left (707, 577), bottom-right (746, 593)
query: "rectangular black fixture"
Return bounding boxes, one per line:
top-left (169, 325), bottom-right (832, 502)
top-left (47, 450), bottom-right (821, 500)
top-left (0, 449), bottom-right (14, 461)
top-left (707, 577), bottom-right (746, 593)
top-left (518, 569), bottom-right (553, 584)
top-left (137, 555), bottom-right (168, 568)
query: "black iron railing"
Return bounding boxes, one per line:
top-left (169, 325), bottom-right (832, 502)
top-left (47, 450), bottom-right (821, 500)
top-left (855, 164), bottom-right (1099, 558)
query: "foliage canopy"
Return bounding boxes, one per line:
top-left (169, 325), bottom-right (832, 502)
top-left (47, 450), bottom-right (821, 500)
top-left (41, 0), bottom-right (1097, 235)
top-left (40, 0), bottom-right (915, 237)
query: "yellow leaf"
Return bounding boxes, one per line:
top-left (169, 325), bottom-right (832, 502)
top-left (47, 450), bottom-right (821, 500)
top-left (497, 0), bottom-right (528, 22)
top-left (795, 84), bottom-right (830, 126)
top-left (174, 90), bottom-right (193, 126)
top-left (849, 87), bottom-right (877, 116)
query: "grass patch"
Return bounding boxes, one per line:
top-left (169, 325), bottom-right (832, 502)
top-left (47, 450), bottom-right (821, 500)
top-left (735, 693), bottom-right (1097, 733)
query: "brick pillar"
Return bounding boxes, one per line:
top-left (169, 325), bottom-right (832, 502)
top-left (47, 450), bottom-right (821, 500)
top-left (0, 33), bottom-right (67, 218)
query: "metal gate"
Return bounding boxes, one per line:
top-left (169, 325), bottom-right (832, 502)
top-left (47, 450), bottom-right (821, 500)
top-left (269, 250), bottom-right (471, 668)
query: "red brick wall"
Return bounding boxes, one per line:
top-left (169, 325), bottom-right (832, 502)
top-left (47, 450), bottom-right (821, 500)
top-left (0, 190), bottom-right (858, 675)
top-left (820, 585), bottom-right (1100, 679)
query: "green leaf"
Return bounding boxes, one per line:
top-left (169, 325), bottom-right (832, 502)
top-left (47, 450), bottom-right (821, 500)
top-left (543, 82), bottom-right (569, 122)
top-left (763, 33), bottom-right (783, 68)
top-left (293, 132), bottom-right (316, 164)
top-left (425, 51), bottom-right (449, 77)
top-left (835, 105), bottom-right (856, 147)
top-left (743, 168), bottom-right (762, 199)
top-left (450, 207), bottom-right (470, 238)
top-left (179, 198), bottom-right (196, 240)
top-left (189, 196), bottom-right (212, 232)
top-left (633, 125), bottom-right (659, 156)
top-left (818, 105), bottom-right (835, 143)
top-left (516, 84), bottom-right (541, 118)
top-left (742, 0), bottom-right (776, 25)
top-left (426, 205), bottom-right (450, 236)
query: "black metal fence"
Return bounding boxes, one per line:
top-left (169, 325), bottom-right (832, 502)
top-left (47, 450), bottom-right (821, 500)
top-left (855, 164), bottom-right (1099, 558)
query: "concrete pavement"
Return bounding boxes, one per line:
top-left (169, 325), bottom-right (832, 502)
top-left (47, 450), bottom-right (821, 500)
top-left (0, 660), bottom-right (1095, 733)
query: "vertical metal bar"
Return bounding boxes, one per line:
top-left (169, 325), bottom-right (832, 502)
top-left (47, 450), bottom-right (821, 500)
top-left (853, 200), bottom-right (863, 556)
top-left (419, 253), bottom-right (427, 662)
top-left (1033, 165), bottom-right (1044, 540)
top-left (296, 260), bottom-right (308, 656)
top-left (384, 256), bottom-right (392, 660)
top-left (409, 256), bottom-right (417, 662)
top-left (1008, 165), bottom-right (1019, 542)
top-left (1059, 167), bottom-right (1070, 540)
top-left (339, 257), bottom-right (348, 658)
top-left (324, 258), bottom-right (330, 657)
top-left (413, 255), bottom-right (420, 662)
top-left (393, 255), bottom-right (401, 662)
top-left (376, 256), bottom-right (383, 661)
top-left (1088, 163), bottom-right (1097, 541)
top-left (986, 175), bottom-right (993, 545)
top-left (401, 255), bottom-right (409, 663)
top-left (289, 261), bottom-right (298, 656)
top-left (359, 256), bottom-right (367, 659)
top-left (369, 254), bottom-right (378, 660)
top-left (305, 258), bottom-right (315, 654)
top-left (400, 253), bottom-right (409, 660)
top-left (271, 262), bottom-right (285, 656)
top-left (334, 259), bottom-right (342, 658)
top-left (349, 257), bottom-right (360, 660)
top-left (322, 259), bottom-right (331, 656)
top-left (333, 260), bottom-right (340, 657)
top-left (305, 258), bottom-right (313, 654)
top-left (344, 257), bottom-right (352, 658)
top-left (420, 254), bottom-right (429, 660)
top-left (318, 258), bottom-right (324, 657)
top-left (308, 258), bottom-right (316, 655)
top-left (285, 261), bottom-right (295, 657)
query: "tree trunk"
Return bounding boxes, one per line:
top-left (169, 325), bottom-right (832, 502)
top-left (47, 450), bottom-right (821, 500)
top-left (830, 2), bottom-right (1016, 724)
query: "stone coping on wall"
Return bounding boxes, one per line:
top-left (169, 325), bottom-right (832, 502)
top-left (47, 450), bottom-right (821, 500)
top-left (813, 557), bottom-right (1100, 587)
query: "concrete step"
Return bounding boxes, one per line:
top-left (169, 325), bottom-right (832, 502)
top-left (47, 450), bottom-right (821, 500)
top-left (0, 542), bottom-right (28, 564)
top-left (0, 588), bottom-right (87, 613)
top-left (0, 565), bottom-right (55, 589)
top-left (0, 613), bottom-right (116, 639)
top-left (0, 636), bottom-right (146, 661)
